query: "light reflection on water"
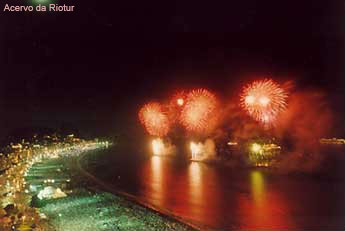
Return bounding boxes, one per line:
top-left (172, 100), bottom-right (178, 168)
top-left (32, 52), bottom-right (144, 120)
top-left (151, 156), bottom-right (162, 191)
top-left (240, 170), bottom-right (295, 230)
top-left (251, 171), bottom-right (264, 205)
top-left (146, 156), bottom-right (165, 207)
top-left (188, 162), bottom-right (202, 203)
top-left (188, 162), bottom-right (203, 220)
top-left (187, 161), bottom-right (223, 226)
top-left (111, 153), bottom-right (345, 230)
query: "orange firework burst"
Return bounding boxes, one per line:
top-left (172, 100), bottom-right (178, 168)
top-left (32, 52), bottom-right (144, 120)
top-left (139, 102), bottom-right (170, 137)
top-left (180, 89), bottom-right (218, 133)
top-left (241, 79), bottom-right (288, 124)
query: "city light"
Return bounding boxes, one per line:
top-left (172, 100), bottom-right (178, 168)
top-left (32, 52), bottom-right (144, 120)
top-left (248, 142), bottom-right (281, 167)
top-left (0, 135), bottom-right (111, 230)
top-left (320, 138), bottom-right (345, 145)
top-left (251, 143), bottom-right (263, 154)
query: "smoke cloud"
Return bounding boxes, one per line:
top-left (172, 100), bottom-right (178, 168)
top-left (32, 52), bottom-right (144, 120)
top-left (152, 138), bottom-right (176, 156)
top-left (273, 90), bottom-right (334, 173)
top-left (210, 88), bottom-right (336, 172)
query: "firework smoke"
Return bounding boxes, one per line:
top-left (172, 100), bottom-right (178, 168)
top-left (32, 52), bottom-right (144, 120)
top-left (152, 138), bottom-right (176, 156)
top-left (190, 139), bottom-right (216, 161)
top-left (219, 102), bottom-right (265, 142)
top-left (241, 79), bottom-right (288, 125)
top-left (180, 89), bottom-right (219, 134)
top-left (214, 87), bottom-right (335, 172)
top-left (139, 102), bottom-right (170, 137)
top-left (273, 90), bottom-right (334, 173)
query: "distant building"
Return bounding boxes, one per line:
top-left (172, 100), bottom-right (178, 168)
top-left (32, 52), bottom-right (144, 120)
top-left (248, 143), bottom-right (281, 167)
top-left (320, 138), bottom-right (345, 145)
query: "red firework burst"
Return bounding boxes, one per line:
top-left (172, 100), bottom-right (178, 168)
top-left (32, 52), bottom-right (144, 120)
top-left (139, 102), bottom-right (170, 137)
top-left (241, 79), bottom-right (288, 124)
top-left (180, 89), bottom-right (218, 133)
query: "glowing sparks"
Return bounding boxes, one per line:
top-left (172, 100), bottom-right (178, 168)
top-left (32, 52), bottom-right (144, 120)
top-left (171, 91), bottom-right (187, 108)
top-left (245, 95), bottom-right (255, 105)
top-left (241, 79), bottom-right (288, 125)
top-left (189, 139), bottom-right (216, 160)
top-left (180, 89), bottom-right (218, 133)
top-left (151, 138), bottom-right (175, 156)
top-left (152, 138), bottom-right (165, 155)
top-left (166, 91), bottom-right (187, 124)
top-left (190, 142), bottom-right (203, 160)
top-left (139, 102), bottom-right (170, 137)
top-left (177, 98), bottom-right (184, 106)
top-left (258, 96), bottom-right (270, 106)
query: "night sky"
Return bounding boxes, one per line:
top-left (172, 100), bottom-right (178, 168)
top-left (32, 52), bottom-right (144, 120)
top-left (0, 0), bottom-right (344, 140)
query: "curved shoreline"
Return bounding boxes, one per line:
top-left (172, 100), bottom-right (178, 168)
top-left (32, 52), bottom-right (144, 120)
top-left (24, 149), bottom-right (196, 231)
top-left (76, 151), bottom-right (207, 231)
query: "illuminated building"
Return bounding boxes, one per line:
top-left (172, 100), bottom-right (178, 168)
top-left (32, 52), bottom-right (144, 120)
top-left (320, 138), bottom-right (345, 145)
top-left (248, 142), bottom-right (281, 167)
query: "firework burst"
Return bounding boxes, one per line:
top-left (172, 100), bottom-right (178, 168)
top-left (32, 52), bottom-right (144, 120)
top-left (180, 89), bottom-right (218, 133)
top-left (139, 102), bottom-right (170, 137)
top-left (241, 79), bottom-right (288, 124)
